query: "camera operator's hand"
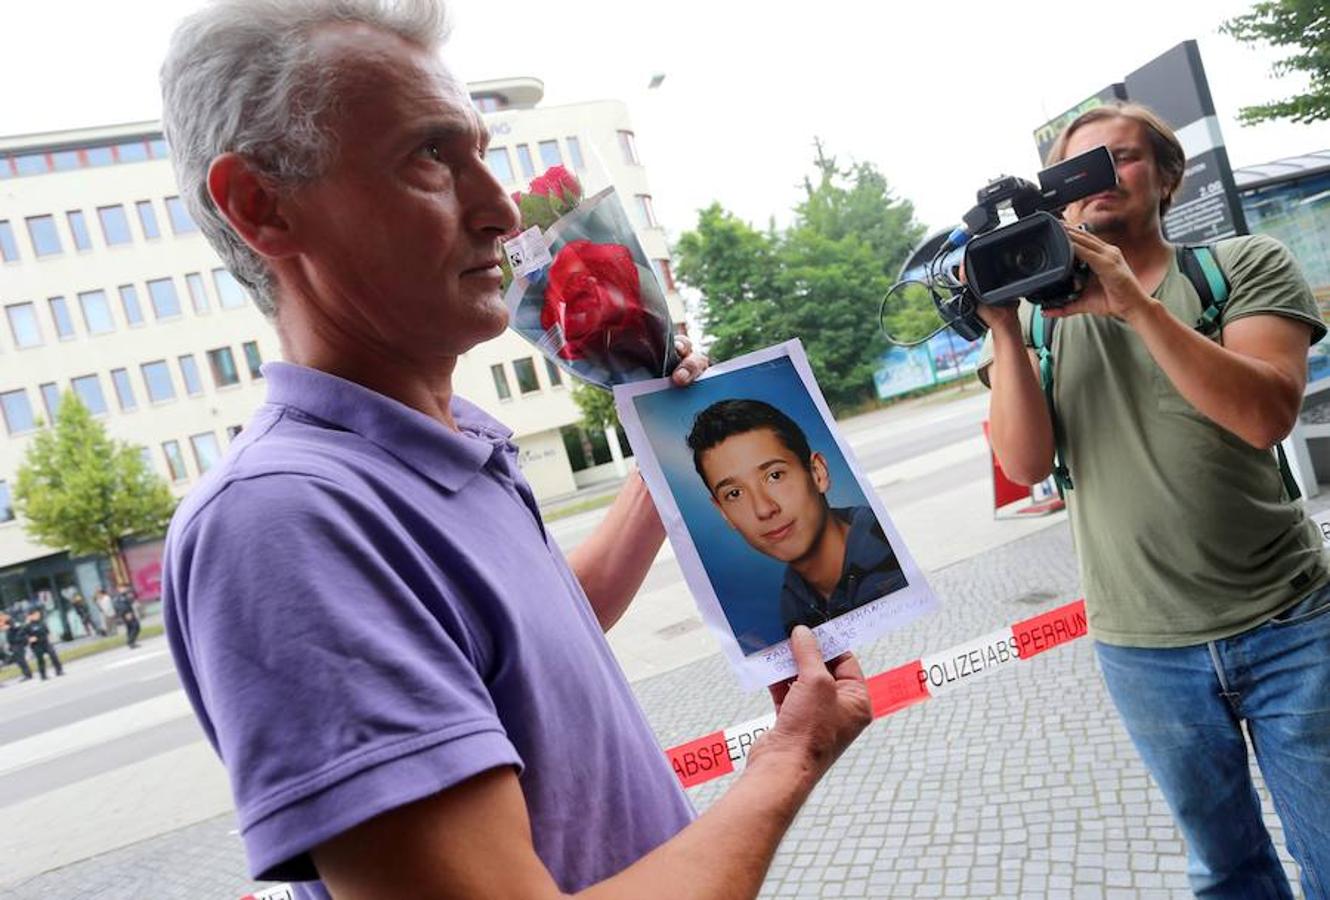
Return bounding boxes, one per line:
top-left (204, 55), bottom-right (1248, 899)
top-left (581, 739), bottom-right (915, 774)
top-left (751, 626), bottom-right (872, 789)
top-left (976, 301), bottom-right (1021, 333)
top-left (1044, 225), bottom-right (1154, 323)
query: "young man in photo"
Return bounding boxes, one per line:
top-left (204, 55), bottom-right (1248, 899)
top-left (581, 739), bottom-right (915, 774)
top-left (688, 399), bottom-right (906, 634)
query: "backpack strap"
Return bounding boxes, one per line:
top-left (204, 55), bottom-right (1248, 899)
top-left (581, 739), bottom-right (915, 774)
top-left (1178, 243), bottom-right (1302, 501)
top-left (1031, 306), bottom-right (1073, 495)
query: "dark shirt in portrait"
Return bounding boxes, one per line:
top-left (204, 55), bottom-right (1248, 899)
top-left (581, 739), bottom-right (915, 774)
top-left (779, 506), bottom-right (907, 634)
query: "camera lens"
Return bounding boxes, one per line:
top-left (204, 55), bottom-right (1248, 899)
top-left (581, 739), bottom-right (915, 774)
top-left (1002, 242), bottom-right (1048, 278)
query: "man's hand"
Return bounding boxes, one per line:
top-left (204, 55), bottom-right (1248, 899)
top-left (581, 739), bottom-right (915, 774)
top-left (1042, 225), bottom-right (1154, 323)
top-left (753, 626), bottom-right (872, 787)
top-left (670, 334), bottom-right (709, 386)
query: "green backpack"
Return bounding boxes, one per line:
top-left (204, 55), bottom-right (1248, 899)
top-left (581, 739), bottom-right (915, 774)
top-left (1031, 243), bottom-right (1301, 500)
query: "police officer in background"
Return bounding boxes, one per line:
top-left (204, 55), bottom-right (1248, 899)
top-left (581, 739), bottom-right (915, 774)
top-left (2, 610), bottom-right (33, 681)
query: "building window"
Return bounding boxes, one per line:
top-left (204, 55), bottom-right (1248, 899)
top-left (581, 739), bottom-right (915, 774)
top-left (516, 144), bottom-right (535, 179)
top-left (242, 341), bottom-right (263, 379)
top-left (0, 481), bottom-right (13, 523)
top-left (566, 136), bottom-right (586, 172)
top-left (48, 296), bottom-right (75, 339)
top-left (165, 196), bottom-right (198, 234)
top-left (110, 368), bottom-right (137, 411)
top-left (147, 278), bottom-right (182, 319)
top-left (545, 358), bottom-right (564, 387)
top-left (185, 272), bottom-right (210, 314)
top-left (14, 153), bottom-right (48, 176)
top-left (149, 139), bottom-right (169, 158)
top-left (162, 440), bottom-right (188, 481)
top-left (136, 200), bottom-right (161, 239)
top-left (207, 346), bottom-right (240, 387)
top-left (491, 363), bottom-right (512, 401)
top-left (6, 302), bottom-right (42, 348)
top-left (513, 357), bottom-right (540, 394)
top-left (538, 140), bottom-right (562, 169)
top-left (26, 215), bottom-right (62, 257)
top-left (141, 360), bottom-right (176, 403)
top-left (178, 354), bottom-right (204, 396)
top-left (652, 258), bottom-right (676, 291)
top-left (485, 147), bottom-right (515, 183)
top-left (39, 383), bottom-right (60, 421)
top-left (139, 447), bottom-right (155, 474)
top-left (67, 210), bottom-right (92, 251)
top-left (98, 205), bottom-right (133, 246)
top-left (190, 432), bottom-right (223, 473)
top-left (71, 374), bottom-right (108, 416)
top-left (50, 150), bottom-right (80, 172)
top-left (119, 285), bottom-right (144, 327)
top-left (78, 290), bottom-right (115, 335)
top-left (116, 141), bottom-right (149, 163)
top-left (617, 130), bottom-right (640, 165)
top-left (0, 390), bottom-right (36, 434)
top-left (213, 268), bottom-right (248, 309)
top-left (0, 221), bottom-right (18, 262)
top-left (635, 194), bottom-right (659, 228)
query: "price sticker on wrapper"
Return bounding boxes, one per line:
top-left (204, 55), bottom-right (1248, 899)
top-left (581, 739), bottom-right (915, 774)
top-left (503, 225), bottom-right (553, 280)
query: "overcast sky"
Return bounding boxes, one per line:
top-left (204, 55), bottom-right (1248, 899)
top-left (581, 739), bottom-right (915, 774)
top-left (7, 0), bottom-right (1330, 245)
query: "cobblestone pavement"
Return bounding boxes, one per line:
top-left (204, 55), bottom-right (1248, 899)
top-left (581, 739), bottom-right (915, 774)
top-left (2, 520), bottom-right (1307, 899)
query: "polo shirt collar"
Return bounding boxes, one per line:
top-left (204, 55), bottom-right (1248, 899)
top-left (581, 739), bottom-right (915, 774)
top-left (260, 361), bottom-right (511, 492)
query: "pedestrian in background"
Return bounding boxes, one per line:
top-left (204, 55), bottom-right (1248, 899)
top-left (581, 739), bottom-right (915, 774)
top-left (24, 608), bottom-right (64, 679)
top-left (114, 587), bottom-right (140, 649)
top-left (94, 588), bottom-right (118, 637)
top-left (69, 591), bottom-right (105, 638)
top-left (2, 611), bottom-right (33, 681)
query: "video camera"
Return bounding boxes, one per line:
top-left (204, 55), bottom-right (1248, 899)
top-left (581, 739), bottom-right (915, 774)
top-left (882, 145), bottom-right (1117, 343)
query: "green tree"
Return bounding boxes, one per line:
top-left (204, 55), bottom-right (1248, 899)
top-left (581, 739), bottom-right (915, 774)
top-left (675, 203), bottom-right (782, 363)
top-left (13, 393), bottom-right (176, 588)
top-left (1222, 1), bottom-right (1330, 125)
top-left (572, 382), bottom-right (620, 432)
top-left (675, 144), bottom-right (928, 411)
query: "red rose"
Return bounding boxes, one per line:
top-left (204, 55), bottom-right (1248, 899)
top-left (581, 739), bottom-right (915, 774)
top-left (541, 241), bottom-right (661, 370)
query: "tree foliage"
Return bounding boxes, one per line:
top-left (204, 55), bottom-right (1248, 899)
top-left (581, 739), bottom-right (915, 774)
top-left (13, 393), bottom-right (176, 585)
top-left (572, 382), bottom-right (620, 432)
top-left (675, 142), bottom-right (929, 411)
top-left (1222, 1), bottom-right (1330, 125)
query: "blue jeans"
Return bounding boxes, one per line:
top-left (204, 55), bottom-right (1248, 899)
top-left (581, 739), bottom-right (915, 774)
top-left (1095, 583), bottom-right (1330, 900)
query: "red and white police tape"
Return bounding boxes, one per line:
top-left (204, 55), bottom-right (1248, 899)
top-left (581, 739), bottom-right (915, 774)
top-left (240, 600), bottom-right (1087, 899)
top-left (666, 599), bottom-right (1088, 789)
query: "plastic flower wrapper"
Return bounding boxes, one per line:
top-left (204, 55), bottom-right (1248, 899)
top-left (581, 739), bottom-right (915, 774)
top-left (501, 165), bottom-right (678, 390)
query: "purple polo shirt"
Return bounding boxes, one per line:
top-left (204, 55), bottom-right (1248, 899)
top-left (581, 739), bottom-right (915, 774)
top-left (162, 362), bottom-right (694, 895)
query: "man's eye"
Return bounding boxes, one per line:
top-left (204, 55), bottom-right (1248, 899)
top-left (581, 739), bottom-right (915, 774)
top-left (420, 141), bottom-right (443, 162)
top-left (722, 488), bottom-right (741, 502)
top-left (768, 469), bottom-right (785, 482)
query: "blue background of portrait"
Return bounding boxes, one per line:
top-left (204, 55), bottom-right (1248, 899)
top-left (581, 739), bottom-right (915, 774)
top-left (631, 355), bottom-right (872, 653)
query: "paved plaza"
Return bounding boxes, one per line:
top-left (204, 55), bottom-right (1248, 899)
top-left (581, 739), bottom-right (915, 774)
top-left (0, 392), bottom-right (1316, 899)
top-left (0, 519), bottom-right (1309, 899)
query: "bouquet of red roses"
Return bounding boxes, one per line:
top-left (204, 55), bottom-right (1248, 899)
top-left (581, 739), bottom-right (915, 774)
top-left (501, 165), bottom-right (677, 389)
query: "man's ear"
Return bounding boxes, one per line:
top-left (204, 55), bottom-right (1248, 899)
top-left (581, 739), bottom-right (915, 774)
top-left (810, 452), bottom-right (831, 495)
top-left (207, 153), bottom-right (298, 260)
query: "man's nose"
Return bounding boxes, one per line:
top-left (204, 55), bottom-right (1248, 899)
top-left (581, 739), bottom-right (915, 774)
top-left (752, 489), bottom-right (780, 520)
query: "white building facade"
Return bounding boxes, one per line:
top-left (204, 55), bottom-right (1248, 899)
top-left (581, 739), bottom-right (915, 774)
top-left (0, 77), bottom-right (680, 630)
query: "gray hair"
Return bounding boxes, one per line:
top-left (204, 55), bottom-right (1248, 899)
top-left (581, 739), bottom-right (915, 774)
top-left (160, 0), bottom-right (450, 317)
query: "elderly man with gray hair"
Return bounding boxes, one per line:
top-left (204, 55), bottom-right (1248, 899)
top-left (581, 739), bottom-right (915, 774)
top-left (158, 2), bottom-right (872, 897)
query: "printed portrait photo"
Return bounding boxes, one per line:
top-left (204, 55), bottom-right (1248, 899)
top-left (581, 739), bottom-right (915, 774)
top-left (616, 340), bottom-right (938, 690)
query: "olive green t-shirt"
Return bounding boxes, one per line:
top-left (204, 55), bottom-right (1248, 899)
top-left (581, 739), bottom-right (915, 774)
top-left (980, 234), bottom-right (1329, 647)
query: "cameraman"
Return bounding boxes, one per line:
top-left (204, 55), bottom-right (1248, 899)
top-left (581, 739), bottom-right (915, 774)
top-left (979, 102), bottom-right (1329, 897)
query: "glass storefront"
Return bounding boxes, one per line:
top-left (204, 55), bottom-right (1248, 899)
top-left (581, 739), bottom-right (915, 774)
top-left (1241, 168), bottom-right (1330, 383)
